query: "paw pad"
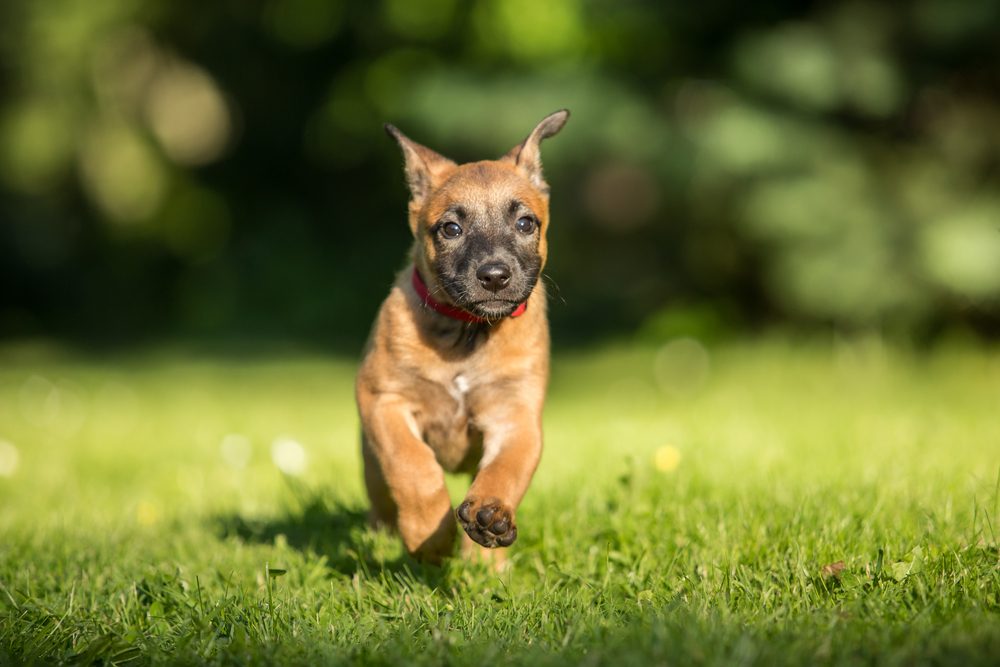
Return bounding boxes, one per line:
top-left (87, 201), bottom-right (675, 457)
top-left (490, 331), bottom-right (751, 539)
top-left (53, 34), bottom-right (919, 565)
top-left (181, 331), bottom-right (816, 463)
top-left (456, 498), bottom-right (517, 548)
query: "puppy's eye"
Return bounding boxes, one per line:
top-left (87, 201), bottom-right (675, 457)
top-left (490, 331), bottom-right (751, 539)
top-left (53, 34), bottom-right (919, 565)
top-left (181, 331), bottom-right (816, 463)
top-left (515, 216), bottom-right (536, 234)
top-left (440, 222), bottom-right (463, 239)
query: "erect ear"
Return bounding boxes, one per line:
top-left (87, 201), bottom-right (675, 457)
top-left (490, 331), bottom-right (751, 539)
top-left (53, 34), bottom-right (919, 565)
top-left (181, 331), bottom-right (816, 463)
top-left (384, 123), bottom-right (457, 203)
top-left (502, 109), bottom-right (570, 193)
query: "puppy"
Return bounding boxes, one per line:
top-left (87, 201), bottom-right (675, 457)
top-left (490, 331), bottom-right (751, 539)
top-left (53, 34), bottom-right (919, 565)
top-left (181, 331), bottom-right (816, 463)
top-left (355, 110), bottom-right (569, 563)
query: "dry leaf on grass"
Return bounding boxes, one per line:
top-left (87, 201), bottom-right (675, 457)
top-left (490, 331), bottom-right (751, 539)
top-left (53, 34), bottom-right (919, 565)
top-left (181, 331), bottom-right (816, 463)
top-left (821, 561), bottom-right (846, 579)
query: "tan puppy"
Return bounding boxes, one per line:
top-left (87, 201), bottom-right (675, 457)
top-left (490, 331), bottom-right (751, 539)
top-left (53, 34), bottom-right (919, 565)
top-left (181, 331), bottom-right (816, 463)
top-left (355, 110), bottom-right (569, 563)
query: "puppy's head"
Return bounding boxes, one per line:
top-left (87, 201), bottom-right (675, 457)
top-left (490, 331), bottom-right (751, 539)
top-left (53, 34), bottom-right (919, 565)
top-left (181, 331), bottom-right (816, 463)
top-left (386, 110), bottom-right (569, 319)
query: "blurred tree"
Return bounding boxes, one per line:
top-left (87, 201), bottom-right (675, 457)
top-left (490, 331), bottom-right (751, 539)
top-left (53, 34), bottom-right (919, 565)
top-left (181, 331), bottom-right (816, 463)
top-left (1, 0), bottom-right (998, 347)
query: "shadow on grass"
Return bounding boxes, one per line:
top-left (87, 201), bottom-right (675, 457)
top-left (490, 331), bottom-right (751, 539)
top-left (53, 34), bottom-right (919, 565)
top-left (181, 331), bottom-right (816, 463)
top-left (212, 493), bottom-right (451, 587)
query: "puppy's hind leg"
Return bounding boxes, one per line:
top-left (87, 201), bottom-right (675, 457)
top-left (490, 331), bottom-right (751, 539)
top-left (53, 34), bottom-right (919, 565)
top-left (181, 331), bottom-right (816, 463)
top-left (362, 434), bottom-right (397, 530)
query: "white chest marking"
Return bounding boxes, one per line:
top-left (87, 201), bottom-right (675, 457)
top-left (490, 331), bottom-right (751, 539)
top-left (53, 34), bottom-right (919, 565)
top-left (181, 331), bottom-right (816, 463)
top-left (448, 374), bottom-right (470, 419)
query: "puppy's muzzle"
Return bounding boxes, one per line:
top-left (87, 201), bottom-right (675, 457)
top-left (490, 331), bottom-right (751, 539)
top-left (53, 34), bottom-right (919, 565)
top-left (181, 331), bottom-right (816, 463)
top-left (476, 262), bottom-right (512, 293)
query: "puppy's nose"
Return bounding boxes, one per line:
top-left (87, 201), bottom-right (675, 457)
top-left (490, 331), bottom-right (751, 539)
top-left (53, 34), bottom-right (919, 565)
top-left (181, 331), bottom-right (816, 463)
top-left (476, 262), bottom-right (511, 293)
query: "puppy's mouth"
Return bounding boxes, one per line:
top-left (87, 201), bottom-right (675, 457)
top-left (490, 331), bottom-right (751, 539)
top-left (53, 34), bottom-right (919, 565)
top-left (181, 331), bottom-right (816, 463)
top-left (467, 299), bottom-right (523, 319)
top-left (439, 275), bottom-right (531, 317)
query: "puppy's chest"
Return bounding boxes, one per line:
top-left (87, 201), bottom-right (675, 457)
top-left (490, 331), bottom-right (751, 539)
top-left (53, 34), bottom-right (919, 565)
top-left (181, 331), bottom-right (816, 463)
top-left (415, 372), bottom-right (484, 472)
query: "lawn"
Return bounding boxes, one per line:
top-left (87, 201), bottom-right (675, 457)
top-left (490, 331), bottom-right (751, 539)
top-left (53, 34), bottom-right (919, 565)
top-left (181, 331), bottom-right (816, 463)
top-left (1, 338), bottom-right (998, 665)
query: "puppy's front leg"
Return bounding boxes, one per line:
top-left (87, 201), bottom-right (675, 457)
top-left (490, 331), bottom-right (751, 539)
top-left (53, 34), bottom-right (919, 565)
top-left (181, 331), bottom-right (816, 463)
top-left (457, 405), bottom-right (542, 549)
top-left (360, 395), bottom-right (455, 562)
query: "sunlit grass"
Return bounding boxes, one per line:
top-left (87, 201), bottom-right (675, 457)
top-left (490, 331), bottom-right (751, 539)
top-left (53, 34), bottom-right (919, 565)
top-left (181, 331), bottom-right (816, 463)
top-left (1, 338), bottom-right (998, 664)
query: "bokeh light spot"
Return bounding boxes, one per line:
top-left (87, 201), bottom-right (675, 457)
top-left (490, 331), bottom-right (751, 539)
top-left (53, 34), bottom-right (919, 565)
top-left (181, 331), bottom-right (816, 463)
top-left (90, 27), bottom-right (163, 117)
top-left (0, 100), bottom-right (76, 193)
top-left (845, 53), bottom-right (903, 117)
top-left (18, 375), bottom-right (88, 436)
top-left (0, 440), bottom-right (20, 478)
top-left (144, 61), bottom-right (231, 166)
top-left (271, 437), bottom-right (307, 476)
top-left (79, 121), bottom-right (166, 224)
top-left (697, 101), bottom-right (801, 174)
top-left (221, 433), bottom-right (253, 469)
top-left (735, 24), bottom-right (840, 111)
top-left (654, 338), bottom-right (711, 397)
top-left (920, 202), bottom-right (1000, 299)
top-left (473, 0), bottom-right (586, 63)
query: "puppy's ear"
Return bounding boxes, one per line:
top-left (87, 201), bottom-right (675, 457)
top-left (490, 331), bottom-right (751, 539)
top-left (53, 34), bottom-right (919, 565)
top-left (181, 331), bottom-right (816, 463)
top-left (385, 124), bottom-right (456, 204)
top-left (502, 109), bottom-right (569, 193)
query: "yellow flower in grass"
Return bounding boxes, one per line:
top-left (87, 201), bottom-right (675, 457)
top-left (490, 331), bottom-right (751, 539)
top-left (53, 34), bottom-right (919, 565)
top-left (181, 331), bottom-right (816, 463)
top-left (654, 445), bottom-right (682, 473)
top-left (137, 501), bottom-right (160, 526)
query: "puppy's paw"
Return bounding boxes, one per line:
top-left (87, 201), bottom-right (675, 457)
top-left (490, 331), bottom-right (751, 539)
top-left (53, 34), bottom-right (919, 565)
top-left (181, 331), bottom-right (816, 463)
top-left (456, 497), bottom-right (517, 548)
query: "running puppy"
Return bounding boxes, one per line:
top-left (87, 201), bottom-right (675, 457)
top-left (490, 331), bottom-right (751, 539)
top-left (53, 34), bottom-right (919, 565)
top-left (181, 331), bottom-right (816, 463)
top-left (356, 110), bottom-right (569, 563)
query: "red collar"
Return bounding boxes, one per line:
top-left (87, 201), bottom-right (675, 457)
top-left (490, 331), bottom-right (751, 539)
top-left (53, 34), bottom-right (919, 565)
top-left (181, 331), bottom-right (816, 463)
top-left (411, 269), bottom-right (527, 324)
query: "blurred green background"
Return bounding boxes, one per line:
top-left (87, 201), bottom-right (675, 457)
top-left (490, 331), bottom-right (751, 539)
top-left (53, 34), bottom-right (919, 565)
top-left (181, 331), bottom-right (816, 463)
top-left (2, 0), bottom-right (999, 349)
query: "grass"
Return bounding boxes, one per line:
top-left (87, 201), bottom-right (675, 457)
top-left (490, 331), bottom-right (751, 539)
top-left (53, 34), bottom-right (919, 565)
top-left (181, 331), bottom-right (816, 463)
top-left (0, 337), bottom-right (998, 665)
